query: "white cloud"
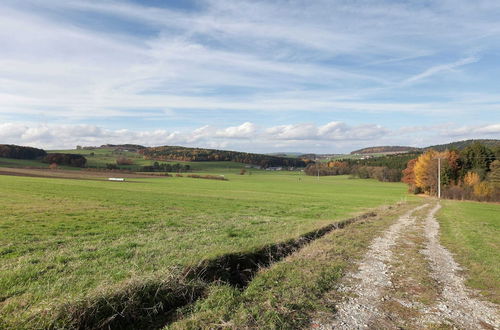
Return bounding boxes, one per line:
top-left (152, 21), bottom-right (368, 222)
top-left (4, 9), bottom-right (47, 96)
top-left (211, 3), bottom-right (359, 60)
top-left (0, 121), bottom-right (498, 153)
top-left (266, 123), bottom-right (317, 140)
top-left (215, 122), bottom-right (257, 138)
top-left (440, 123), bottom-right (500, 137)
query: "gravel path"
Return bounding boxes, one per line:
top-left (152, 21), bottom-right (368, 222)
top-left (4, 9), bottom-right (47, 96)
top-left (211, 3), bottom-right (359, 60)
top-left (316, 203), bottom-right (500, 329)
top-left (420, 203), bottom-right (500, 329)
top-left (322, 204), bottom-right (429, 329)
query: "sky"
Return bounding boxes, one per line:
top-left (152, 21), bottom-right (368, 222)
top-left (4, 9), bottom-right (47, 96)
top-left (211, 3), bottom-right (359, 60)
top-left (0, 0), bottom-right (499, 153)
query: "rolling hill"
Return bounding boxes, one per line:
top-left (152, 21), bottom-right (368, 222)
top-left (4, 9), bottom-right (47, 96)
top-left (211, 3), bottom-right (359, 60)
top-left (350, 146), bottom-right (420, 155)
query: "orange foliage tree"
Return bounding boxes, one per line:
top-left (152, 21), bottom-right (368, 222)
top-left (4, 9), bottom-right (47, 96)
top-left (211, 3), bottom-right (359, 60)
top-left (414, 150), bottom-right (439, 194)
top-left (464, 171), bottom-right (481, 186)
top-left (402, 158), bottom-right (419, 193)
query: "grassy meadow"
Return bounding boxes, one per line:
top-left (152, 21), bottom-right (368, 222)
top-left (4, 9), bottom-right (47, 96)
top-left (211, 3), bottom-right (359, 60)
top-left (437, 200), bottom-right (500, 304)
top-left (0, 171), bottom-right (409, 327)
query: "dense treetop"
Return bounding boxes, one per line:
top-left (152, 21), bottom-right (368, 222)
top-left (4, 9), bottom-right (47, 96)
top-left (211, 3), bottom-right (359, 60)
top-left (424, 139), bottom-right (500, 152)
top-left (350, 146), bottom-right (420, 154)
top-left (0, 144), bottom-right (47, 159)
top-left (140, 145), bottom-right (310, 168)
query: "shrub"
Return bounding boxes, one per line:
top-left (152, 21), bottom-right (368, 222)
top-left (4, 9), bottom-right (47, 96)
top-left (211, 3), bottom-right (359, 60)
top-left (187, 174), bottom-right (227, 181)
top-left (464, 171), bottom-right (481, 186)
top-left (106, 163), bottom-right (118, 170)
top-left (473, 182), bottom-right (494, 200)
top-left (116, 157), bottom-right (134, 165)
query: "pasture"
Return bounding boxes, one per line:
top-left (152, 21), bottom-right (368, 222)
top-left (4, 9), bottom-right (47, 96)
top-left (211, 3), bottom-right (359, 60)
top-left (0, 172), bottom-right (408, 328)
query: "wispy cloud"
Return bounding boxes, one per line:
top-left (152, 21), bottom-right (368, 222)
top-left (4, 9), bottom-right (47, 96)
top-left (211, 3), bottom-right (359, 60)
top-left (403, 56), bottom-right (479, 85)
top-left (0, 0), bottom-right (499, 152)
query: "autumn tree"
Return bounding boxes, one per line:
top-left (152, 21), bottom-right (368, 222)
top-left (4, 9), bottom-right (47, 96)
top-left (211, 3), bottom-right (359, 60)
top-left (473, 182), bottom-right (493, 200)
top-left (402, 158), bottom-right (420, 193)
top-left (441, 149), bottom-right (461, 185)
top-left (464, 171), bottom-right (481, 186)
top-left (413, 150), bottom-right (439, 194)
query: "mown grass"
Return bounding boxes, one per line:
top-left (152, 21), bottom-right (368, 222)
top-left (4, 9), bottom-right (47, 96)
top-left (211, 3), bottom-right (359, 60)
top-left (168, 202), bottom-right (422, 329)
top-left (437, 200), bottom-right (500, 304)
top-left (0, 173), bottom-right (409, 327)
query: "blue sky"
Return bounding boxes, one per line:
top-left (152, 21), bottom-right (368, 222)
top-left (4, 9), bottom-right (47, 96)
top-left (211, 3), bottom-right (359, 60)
top-left (0, 0), bottom-right (499, 153)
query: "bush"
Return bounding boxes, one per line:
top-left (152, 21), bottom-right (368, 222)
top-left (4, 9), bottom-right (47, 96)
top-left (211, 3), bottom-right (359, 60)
top-left (473, 182), bottom-right (494, 200)
top-left (141, 163), bottom-right (190, 173)
top-left (187, 174), bottom-right (227, 181)
top-left (116, 157), bottom-right (134, 165)
top-left (106, 163), bottom-right (119, 170)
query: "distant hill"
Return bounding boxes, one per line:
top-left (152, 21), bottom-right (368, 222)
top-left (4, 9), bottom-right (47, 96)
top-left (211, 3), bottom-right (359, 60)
top-left (424, 139), bottom-right (500, 152)
top-left (140, 145), bottom-right (312, 168)
top-left (298, 153), bottom-right (340, 160)
top-left (79, 144), bottom-right (146, 152)
top-left (350, 146), bottom-right (420, 155)
top-left (266, 152), bottom-right (304, 158)
top-left (350, 139), bottom-right (500, 155)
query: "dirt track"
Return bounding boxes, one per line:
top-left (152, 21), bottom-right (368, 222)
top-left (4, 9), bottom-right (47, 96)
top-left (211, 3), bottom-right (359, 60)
top-left (316, 203), bottom-right (499, 329)
top-left (0, 167), bottom-right (164, 181)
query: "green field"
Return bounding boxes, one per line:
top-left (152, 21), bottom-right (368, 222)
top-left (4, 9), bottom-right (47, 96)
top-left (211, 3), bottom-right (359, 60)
top-left (437, 200), bottom-right (500, 304)
top-left (0, 173), bottom-right (408, 328)
top-left (0, 148), bottom-right (254, 175)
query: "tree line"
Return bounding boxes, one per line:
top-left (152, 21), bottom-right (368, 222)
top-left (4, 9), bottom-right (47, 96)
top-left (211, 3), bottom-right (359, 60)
top-left (303, 153), bottom-right (421, 182)
top-left (140, 146), bottom-right (311, 168)
top-left (304, 161), bottom-right (402, 182)
top-left (43, 153), bottom-right (87, 167)
top-left (0, 144), bottom-right (47, 159)
top-left (402, 142), bottom-right (500, 201)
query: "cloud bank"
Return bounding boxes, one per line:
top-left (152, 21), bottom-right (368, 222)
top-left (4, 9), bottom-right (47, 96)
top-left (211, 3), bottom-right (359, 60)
top-left (1, 121), bottom-right (498, 153)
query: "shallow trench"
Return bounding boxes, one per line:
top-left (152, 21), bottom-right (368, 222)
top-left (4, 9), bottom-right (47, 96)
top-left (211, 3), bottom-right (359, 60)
top-left (53, 211), bottom-right (378, 330)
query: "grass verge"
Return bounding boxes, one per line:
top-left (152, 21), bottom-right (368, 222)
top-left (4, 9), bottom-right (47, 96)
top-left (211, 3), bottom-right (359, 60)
top-left (437, 200), bottom-right (500, 304)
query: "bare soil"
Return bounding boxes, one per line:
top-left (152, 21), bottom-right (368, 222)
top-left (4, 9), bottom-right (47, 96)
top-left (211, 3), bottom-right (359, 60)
top-left (0, 167), bottom-right (163, 180)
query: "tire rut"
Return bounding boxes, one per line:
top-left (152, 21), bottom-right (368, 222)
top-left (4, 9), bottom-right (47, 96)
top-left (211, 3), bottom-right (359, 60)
top-left (420, 203), bottom-right (500, 329)
top-left (315, 202), bottom-right (500, 330)
top-left (317, 204), bottom-right (429, 329)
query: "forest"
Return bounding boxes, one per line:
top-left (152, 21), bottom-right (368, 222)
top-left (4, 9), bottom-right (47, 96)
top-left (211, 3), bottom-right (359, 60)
top-left (140, 145), bottom-right (311, 168)
top-left (350, 146), bottom-right (419, 154)
top-left (402, 142), bottom-right (500, 202)
top-left (305, 142), bottom-right (500, 202)
top-left (304, 152), bottom-right (422, 182)
top-left (43, 153), bottom-right (87, 167)
top-left (0, 144), bottom-right (47, 159)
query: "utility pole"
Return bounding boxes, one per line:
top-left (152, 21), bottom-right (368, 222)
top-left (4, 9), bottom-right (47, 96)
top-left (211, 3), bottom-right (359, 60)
top-left (438, 157), bottom-right (441, 199)
top-left (316, 156), bottom-right (320, 181)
